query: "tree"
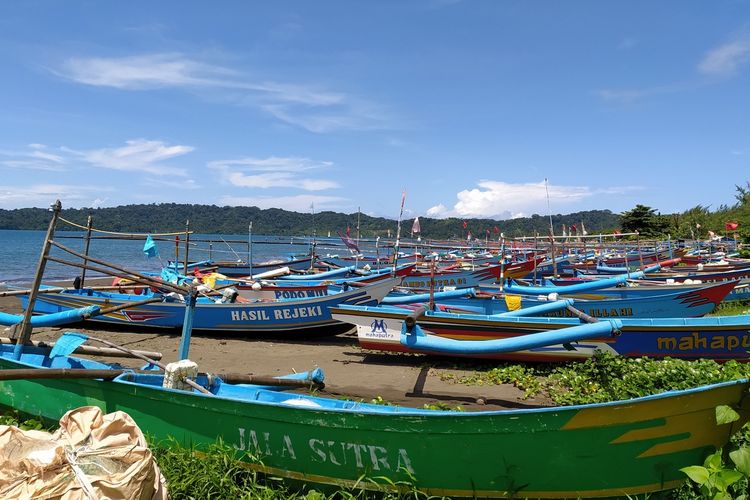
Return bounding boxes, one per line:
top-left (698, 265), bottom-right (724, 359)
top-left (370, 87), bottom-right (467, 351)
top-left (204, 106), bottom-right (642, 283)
top-left (620, 204), bottom-right (662, 237)
top-left (735, 181), bottom-right (750, 207)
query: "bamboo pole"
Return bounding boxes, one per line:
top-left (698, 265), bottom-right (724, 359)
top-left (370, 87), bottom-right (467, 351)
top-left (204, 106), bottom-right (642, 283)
top-left (47, 240), bottom-right (186, 294)
top-left (43, 255), bottom-right (180, 295)
top-left (178, 286), bottom-right (197, 361)
top-left (0, 367), bottom-right (324, 389)
top-left (79, 215), bottom-right (93, 287)
top-left (0, 338), bottom-right (163, 359)
top-left (0, 284), bottom-right (152, 297)
top-left (84, 334), bottom-right (211, 395)
top-left (183, 219), bottom-right (190, 272)
top-left (637, 231), bottom-right (644, 271)
top-left (12, 200), bottom-right (62, 359)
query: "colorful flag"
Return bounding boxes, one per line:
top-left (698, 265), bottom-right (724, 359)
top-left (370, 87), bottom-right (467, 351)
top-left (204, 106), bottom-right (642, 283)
top-left (411, 217), bottom-right (421, 234)
top-left (143, 234), bottom-right (159, 258)
top-left (346, 225), bottom-right (351, 237)
top-left (338, 231), bottom-right (360, 252)
top-left (581, 222), bottom-right (588, 236)
top-left (463, 220), bottom-right (468, 229)
top-left (726, 221), bottom-right (740, 231)
top-left (493, 226), bottom-right (499, 234)
top-left (571, 224), bottom-right (577, 233)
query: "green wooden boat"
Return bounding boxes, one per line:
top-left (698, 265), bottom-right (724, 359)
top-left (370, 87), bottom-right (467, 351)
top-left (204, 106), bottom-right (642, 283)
top-left (0, 344), bottom-right (748, 498)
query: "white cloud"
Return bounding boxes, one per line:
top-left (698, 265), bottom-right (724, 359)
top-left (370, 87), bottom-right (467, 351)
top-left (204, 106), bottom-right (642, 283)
top-left (0, 184), bottom-right (113, 209)
top-left (54, 53), bottom-right (389, 133)
top-left (65, 139), bottom-right (193, 176)
top-left (218, 194), bottom-right (347, 212)
top-left (0, 144), bottom-right (68, 171)
top-left (426, 203), bottom-right (447, 216)
top-left (698, 35), bottom-right (750, 77)
top-left (1, 140), bottom-right (195, 177)
top-left (430, 180), bottom-right (642, 219)
top-left (209, 156), bottom-right (338, 191)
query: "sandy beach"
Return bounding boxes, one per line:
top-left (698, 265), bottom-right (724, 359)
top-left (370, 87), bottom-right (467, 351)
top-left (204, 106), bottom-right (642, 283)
top-left (0, 292), bottom-right (553, 411)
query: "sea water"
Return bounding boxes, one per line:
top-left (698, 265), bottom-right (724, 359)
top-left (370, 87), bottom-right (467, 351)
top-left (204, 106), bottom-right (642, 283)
top-left (0, 230), bottom-right (350, 285)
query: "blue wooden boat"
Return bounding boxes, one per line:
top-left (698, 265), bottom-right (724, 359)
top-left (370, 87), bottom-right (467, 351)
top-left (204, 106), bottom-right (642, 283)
top-left (170, 255), bottom-right (315, 277)
top-left (18, 278), bottom-right (398, 335)
top-left (331, 302), bottom-right (750, 361)
top-left (402, 280), bottom-right (737, 319)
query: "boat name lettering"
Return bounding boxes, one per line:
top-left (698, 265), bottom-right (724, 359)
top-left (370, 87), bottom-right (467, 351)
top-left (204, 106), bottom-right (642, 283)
top-left (233, 428), bottom-right (414, 473)
top-left (403, 278), bottom-right (467, 288)
top-left (230, 306), bottom-right (323, 322)
top-left (656, 332), bottom-right (750, 351)
top-left (545, 308), bottom-right (633, 318)
top-left (274, 290), bottom-right (326, 299)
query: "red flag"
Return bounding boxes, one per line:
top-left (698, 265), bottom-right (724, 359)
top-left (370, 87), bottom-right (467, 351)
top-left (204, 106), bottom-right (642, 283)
top-left (462, 220), bottom-right (468, 229)
top-left (346, 225), bottom-right (351, 237)
top-left (726, 221), bottom-right (739, 231)
top-left (493, 226), bottom-right (499, 234)
top-left (571, 224), bottom-right (577, 233)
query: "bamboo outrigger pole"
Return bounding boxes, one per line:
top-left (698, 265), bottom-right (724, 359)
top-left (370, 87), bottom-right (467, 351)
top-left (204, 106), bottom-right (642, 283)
top-left (79, 215), bottom-right (93, 288)
top-left (12, 200), bottom-right (62, 360)
top-left (183, 219), bottom-right (190, 272)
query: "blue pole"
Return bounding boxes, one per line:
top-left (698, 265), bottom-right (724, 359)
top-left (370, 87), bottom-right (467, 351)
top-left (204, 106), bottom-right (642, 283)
top-left (177, 288), bottom-right (197, 360)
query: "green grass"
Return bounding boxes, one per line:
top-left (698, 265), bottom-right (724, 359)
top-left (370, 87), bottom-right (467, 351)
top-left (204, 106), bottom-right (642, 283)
top-left (709, 299), bottom-right (750, 317)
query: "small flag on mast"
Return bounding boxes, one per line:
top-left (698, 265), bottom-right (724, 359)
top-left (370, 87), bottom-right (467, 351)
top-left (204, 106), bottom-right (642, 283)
top-left (411, 217), bottom-right (421, 235)
top-left (338, 231), bottom-right (360, 252)
top-left (143, 234), bottom-right (159, 258)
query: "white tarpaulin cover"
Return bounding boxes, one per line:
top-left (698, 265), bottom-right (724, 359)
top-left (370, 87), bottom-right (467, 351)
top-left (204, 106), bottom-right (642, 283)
top-left (0, 406), bottom-right (167, 499)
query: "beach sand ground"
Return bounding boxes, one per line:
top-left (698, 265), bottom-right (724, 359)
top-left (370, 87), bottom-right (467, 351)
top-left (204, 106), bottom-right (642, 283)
top-left (0, 292), bottom-right (553, 411)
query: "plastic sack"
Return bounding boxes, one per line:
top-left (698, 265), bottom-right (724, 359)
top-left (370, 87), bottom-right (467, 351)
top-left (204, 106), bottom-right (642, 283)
top-left (0, 406), bottom-right (167, 499)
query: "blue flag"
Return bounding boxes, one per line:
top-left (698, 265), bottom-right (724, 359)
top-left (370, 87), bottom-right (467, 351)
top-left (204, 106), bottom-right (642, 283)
top-left (143, 234), bottom-right (159, 258)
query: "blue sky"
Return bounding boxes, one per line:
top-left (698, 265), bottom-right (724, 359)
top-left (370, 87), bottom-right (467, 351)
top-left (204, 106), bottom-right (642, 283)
top-left (1, 1), bottom-right (749, 220)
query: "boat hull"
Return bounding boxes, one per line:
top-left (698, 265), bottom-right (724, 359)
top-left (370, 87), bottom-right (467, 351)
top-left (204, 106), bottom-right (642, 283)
top-left (441, 280), bottom-right (736, 318)
top-left (19, 278), bottom-right (397, 334)
top-left (332, 305), bottom-right (750, 361)
top-left (0, 346), bottom-right (747, 498)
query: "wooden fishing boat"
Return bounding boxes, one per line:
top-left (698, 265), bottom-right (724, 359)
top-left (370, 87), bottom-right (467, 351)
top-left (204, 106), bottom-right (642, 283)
top-left (400, 259), bottom-right (542, 290)
top-left (18, 278), bottom-right (398, 335)
top-left (0, 343), bottom-right (747, 498)
top-left (331, 303), bottom-right (750, 361)
top-left (403, 279), bottom-right (737, 318)
top-left (168, 256), bottom-right (315, 277)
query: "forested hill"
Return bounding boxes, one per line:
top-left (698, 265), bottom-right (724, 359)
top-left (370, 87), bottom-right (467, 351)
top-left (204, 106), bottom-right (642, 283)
top-left (0, 204), bottom-right (620, 238)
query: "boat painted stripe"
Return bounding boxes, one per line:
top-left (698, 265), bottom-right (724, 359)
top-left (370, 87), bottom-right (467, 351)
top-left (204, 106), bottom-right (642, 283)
top-left (234, 460), bottom-right (686, 498)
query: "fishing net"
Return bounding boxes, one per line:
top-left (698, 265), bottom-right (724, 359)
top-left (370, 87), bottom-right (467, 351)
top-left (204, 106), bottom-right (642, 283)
top-left (0, 406), bottom-right (167, 499)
